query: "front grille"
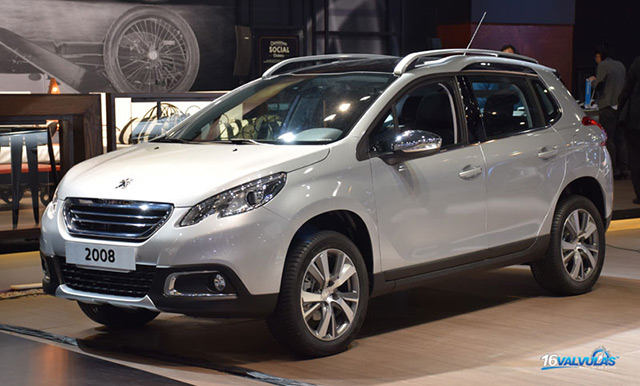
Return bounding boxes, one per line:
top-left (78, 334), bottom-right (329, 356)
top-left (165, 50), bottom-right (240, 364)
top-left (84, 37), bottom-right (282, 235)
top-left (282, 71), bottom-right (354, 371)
top-left (63, 198), bottom-right (173, 241)
top-left (61, 262), bottom-right (155, 297)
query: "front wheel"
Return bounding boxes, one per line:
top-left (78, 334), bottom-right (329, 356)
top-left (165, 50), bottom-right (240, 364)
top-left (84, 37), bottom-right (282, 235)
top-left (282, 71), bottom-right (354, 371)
top-left (268, 231), bottom-right (369, 357)
top-left (78, 302), bottom-right (159, 328)
top-left (531, 195), bottom-right (606, 295)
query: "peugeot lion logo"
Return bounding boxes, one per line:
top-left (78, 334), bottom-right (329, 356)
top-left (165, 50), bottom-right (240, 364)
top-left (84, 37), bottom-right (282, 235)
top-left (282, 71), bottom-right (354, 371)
top-left (115, 178), bottom-right (133, 189)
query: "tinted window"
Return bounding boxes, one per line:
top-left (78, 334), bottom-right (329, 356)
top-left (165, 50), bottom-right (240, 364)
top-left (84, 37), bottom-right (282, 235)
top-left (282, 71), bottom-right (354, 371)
top-left (467, 75), bottom-right (541, 138)
top-left (397, 83), bottom-right (457, 146)
top-left (370, 82), bottom-right (459, 153)
top-left (369, 109), bottom-right (395, 154)
top-left (532, 80), bottom-right (561, 125)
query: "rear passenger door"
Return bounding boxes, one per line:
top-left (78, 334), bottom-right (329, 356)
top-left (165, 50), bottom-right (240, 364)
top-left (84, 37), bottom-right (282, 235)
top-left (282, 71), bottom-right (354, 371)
top-left (461, 73), bottom-right (565, 252)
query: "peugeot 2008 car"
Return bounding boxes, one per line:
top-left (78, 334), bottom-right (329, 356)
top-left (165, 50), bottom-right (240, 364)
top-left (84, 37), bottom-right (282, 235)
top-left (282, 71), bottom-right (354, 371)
top-left (40, 50), bottom-right (613, 357)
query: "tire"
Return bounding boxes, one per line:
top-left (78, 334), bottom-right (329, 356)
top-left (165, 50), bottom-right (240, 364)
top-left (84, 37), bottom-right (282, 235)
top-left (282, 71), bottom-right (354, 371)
top-left (268, 231), bottom-right (369, 357)
top-left (531, 195), bottom-right (606, 295)
top-left (103, 6), bottom-right (200, 93)
top-left (77, 302), bottom-right (159, 328)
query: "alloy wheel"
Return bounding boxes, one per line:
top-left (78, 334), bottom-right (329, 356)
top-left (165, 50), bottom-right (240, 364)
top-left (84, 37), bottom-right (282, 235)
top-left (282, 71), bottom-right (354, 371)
top-left (561, 208), bottom-right (600, 282)
top-left (300, 248), bottom-right (360, 341)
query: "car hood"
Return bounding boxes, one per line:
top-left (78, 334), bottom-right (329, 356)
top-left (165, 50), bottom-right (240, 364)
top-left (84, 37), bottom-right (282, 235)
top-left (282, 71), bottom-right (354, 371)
top-left (57, 142), bottom-right (330, 206)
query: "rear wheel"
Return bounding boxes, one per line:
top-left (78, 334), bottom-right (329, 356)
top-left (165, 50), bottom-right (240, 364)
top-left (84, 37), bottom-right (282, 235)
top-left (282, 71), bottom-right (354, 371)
top-left (268, 231), bottom-right (369, 357)
top-left (531, 195), bottom-right (605, 295)
top-left (78, 302), bottom-right (159, 328)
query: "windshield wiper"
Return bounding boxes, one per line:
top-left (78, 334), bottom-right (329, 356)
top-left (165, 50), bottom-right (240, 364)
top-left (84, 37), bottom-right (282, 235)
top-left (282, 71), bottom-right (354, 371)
top-left (221, 139), bottom-right (263, 145)
top-left (152, 137), bottom-right (192, 144)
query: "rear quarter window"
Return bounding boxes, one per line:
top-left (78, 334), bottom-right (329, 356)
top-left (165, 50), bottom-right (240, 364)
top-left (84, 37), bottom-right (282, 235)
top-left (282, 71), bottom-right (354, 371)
top-left (532, 79), bottom-right (561, 125)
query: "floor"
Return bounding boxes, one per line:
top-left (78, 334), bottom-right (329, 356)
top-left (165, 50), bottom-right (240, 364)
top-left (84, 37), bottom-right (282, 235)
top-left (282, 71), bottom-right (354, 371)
top-left (0, 219), bottom-right (639, 385)
top-left (613, 178), bottom-right (640, 217)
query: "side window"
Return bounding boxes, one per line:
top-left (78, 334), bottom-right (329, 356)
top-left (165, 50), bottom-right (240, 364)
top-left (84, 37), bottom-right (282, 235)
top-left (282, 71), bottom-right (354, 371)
top-left (370, 82), bottom-right (459, 153)
top-left (397, 82), bottom-right (458, 147)
top-left (369, 109), bottom-right (395, 153)
top-left (532, 80), bottom-right (561, 125)
top-left (467, 75), bottom-right (542, 138)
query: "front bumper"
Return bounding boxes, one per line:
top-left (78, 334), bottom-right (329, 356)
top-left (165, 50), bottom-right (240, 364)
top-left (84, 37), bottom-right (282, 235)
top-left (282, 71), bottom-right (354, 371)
top-left (41, 199), bottom-right (294, 296)
top-left (41, 254), bottom-right (277, 318)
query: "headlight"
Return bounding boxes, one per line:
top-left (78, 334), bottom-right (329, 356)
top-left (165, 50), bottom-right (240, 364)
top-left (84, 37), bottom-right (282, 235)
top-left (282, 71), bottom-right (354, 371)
top-left (180, 173), bottom-right (286, 226)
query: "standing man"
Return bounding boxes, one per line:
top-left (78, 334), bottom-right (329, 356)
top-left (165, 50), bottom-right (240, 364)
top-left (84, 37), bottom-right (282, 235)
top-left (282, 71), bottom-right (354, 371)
top-left (588, 44), bottom-right (627, 179)
top-left (618, 57), bottom-right (640, 204)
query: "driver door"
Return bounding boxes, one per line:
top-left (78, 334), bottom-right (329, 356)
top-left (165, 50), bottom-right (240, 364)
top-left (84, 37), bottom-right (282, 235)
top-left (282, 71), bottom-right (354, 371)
top-left (368, 79), bottom-right (488, 277)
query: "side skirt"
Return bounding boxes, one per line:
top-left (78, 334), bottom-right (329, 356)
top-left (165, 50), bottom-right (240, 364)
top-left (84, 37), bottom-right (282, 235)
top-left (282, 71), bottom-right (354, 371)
top-left (370, 235), bottom-right (549, 297)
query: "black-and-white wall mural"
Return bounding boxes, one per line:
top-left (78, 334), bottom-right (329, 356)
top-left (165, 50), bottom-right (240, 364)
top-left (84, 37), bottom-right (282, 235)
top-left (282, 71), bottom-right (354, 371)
top-left (0, 0), bottom-right (399, 93)
top-left (0, 0), bottom-right (236, 93)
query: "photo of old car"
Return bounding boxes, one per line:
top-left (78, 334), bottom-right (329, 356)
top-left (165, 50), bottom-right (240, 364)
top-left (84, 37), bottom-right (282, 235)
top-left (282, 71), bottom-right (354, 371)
top-left (0, 0), bottom-right (234, 93)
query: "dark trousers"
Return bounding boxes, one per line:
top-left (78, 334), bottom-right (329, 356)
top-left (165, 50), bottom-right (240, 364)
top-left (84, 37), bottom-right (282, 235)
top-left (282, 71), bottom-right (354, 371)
top-left (599, 107), bottom-right (618, 168)
top-left (615, 120), bottom-right (630, 172)
top-left (599, 107), bottom-right (629, 173)
top-left (625, 127), bottom-right (640, 200)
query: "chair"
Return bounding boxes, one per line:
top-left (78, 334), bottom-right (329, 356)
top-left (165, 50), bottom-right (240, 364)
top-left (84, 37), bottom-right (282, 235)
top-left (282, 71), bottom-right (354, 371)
top-left (0, 128), bottom-right (58, 229)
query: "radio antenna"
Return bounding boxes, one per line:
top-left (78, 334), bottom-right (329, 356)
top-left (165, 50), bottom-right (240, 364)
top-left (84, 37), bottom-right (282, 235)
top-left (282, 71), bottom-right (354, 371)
top-left (465, 11), bottom-right (487, 52)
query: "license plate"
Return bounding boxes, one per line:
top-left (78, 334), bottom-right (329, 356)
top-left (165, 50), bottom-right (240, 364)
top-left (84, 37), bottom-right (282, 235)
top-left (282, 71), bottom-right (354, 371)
top-left (66, 242), bottom-right (136, 271)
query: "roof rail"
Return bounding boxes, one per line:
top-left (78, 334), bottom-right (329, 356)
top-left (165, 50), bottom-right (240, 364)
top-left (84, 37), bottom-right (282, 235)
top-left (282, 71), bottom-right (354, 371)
top-left (393, 49), bottom-right (539, 76)
top-left (262, 54), bottom-right (395, 78)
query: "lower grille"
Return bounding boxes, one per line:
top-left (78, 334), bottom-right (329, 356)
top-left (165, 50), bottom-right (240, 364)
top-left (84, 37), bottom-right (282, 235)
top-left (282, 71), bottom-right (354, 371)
top-left (60, 262), bottom-right (155, 298)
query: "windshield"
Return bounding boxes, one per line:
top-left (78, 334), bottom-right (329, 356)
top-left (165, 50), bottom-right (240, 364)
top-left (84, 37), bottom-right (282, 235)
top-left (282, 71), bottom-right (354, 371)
top-left (159, 73), bottom-right (395, 145)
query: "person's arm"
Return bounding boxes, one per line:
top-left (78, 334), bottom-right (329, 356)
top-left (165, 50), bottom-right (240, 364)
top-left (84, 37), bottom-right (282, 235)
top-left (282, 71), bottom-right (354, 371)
top-left (591, 61), bottom-right (609, 97)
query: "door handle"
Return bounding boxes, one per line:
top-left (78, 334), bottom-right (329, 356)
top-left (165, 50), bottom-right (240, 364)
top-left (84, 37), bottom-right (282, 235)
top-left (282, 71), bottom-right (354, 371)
top-left (458, 165), bottom-right (483, 180)
top-left (538, 146), bottom-right (558, 160)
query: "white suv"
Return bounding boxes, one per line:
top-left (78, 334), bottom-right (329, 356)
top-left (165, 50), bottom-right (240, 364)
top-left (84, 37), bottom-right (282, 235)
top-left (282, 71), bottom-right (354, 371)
top-left (40, 50), bottom-right (613, 357)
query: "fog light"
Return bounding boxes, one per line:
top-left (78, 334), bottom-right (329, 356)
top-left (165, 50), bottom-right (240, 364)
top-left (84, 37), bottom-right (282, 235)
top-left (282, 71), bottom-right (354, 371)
top-left (213, 274), bottom-right (226, 292)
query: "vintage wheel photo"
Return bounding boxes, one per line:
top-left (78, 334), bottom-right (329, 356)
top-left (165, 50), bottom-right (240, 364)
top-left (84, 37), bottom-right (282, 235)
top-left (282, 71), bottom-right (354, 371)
top-left (103, 6), bottom-right (200, 93)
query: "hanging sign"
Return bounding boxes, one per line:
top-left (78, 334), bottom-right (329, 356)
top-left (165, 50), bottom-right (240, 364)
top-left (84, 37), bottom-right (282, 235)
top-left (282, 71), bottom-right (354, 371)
top-left (259, 36), bottom-right (299, 74)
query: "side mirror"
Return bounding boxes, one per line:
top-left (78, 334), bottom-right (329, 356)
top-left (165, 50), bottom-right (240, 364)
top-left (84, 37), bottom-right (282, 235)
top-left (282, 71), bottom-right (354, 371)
top-left (391, 130), bottom-right (442, 155)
